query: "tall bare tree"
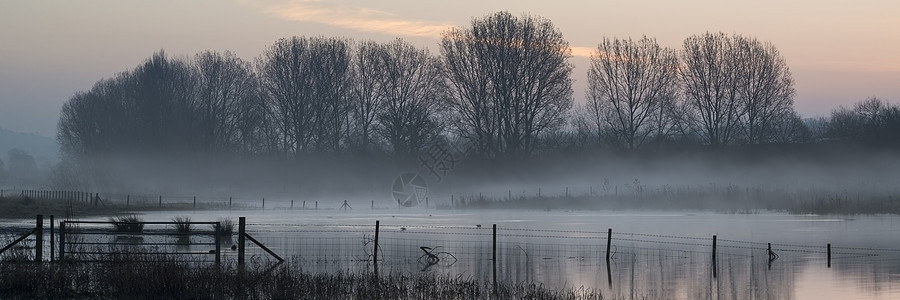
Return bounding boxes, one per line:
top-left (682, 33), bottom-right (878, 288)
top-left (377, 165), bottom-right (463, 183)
top-left (194, 50), bottom-right (266, 154)
top-left (587, 36), bottom-right (680, 149)
top-left (680, 32), bottom-right (743, 147)
top-left (441, 11), bottom-right (573, 158)
top-left (374, 39), bottom-right (445, 160)
top-left (348, 41), bottom-right (387, 154)
top-left (257, 36), bottom-right (352, 156)
top-left (734, 37), bottom-right (796, 144)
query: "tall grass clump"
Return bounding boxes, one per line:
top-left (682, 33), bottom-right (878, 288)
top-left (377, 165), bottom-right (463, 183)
top-left (171, 215), bottom-right (192, 233)
top-left (213, 217), bottom-right (233, 237)
top-left (109, 215), bottom-right (144, 233)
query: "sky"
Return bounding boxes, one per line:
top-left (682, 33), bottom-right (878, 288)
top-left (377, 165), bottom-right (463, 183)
top-left (1, 0), bottom-right (898, 138)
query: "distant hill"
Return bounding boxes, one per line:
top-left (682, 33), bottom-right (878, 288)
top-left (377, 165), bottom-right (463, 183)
top-left (0, 127), bottom-right (59, 167)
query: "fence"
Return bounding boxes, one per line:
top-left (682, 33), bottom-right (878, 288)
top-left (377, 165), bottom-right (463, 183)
top-left (0, 188), bottom-right (329, 210)
top-left (235, 219), bottom-right (896, 294)
top-left (3, 214), bottom-right (899, 294)
top-left (58, 220), bottom-right (223, 264)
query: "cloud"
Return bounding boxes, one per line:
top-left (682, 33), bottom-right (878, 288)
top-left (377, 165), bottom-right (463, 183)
top-left (239, 1), bottom-right (594, 57)
top-left (238, 0), bottom-right (454, 38)
top-left (570, 46), bottom-right (594, 58)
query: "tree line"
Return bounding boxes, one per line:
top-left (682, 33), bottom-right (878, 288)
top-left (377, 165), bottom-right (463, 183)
top-left (57, 11), bottom-right (898, 165)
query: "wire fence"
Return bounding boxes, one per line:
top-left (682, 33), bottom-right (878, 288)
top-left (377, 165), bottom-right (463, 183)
top-left (232, 220), bottom-right (899, 291)
top-left (3, 215), bottom-right (900, 294)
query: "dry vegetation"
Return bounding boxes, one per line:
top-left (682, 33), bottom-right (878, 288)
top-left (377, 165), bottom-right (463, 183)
top-left (0, 257), bottom-right (606, 299)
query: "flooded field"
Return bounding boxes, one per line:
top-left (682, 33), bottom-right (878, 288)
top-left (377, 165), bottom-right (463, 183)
top-left (5, 206), bottom-right (899, 299)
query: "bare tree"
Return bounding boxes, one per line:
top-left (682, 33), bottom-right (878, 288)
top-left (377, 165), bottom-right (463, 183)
top-left (194, 50), bottom-right (266, 154)
top-left (373, 39), bottom-right (445, 160)
top-left (57, 51), bottom-right (199, 156)
top-left (587, 36), bottom-right (680, 149)
top-left (347, 41), bottom-right (387, 154)
top-left (734, 37), bottom-right (796, 144)
top-left (770, 110), bottom-right (810, 144)
top-left (827, 97), bottom-right (900, 146)
top-left (680, 32), bottom-right (743, 147)
top-left (257, 36), bottom-right (353, 156)
top-left (125, 50), bottom-right (200, 152)
top-left (441, 11), bottom-right (573, 158)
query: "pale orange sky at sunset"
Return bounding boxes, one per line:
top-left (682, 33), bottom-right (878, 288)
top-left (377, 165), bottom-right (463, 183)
top-left (1, 0), bottom-right (898, 136)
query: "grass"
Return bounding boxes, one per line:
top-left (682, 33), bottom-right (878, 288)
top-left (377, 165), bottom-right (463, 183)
top-left (0, 256), bottom-right (607, 299)
top-left (0, 233), bottom-right (34, 263)
top-left (171, 215), bottom-right (192, 233)
top-left (109, 215), bottom-right (144, 233)
top-left (214, 217), bottom-right (233, 237)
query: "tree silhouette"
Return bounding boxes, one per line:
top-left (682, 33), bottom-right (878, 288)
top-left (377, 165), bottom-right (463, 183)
top-left (441, 11), bottom-right (573, 158)
top-left (586, 36), bottom-right (680, 150)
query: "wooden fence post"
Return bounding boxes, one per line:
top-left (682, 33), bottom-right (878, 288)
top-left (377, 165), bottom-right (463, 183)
top-left (49, 215), bottom-right (54, 262)
top-left (712, 235), bottom-right (718, 278)
top-left (214, 221), bottom-right (221, 266)
top-left (159, 195), bottom-right (162, 208)
top-left (35, 215), bottom-right (43, 262)
top-left (58, 222), bottom-right (65, 261)
top-left (606, 228), bottom-right (612, 261)
top-left (493, 224), bottom-right (498, 296)
top-left (193, 196), bottom-right (197, 208)
top-left (827, 243), bottom-right (831, 268)
top-left (238, 217), bottom-right (246, 266)
top-left (374, 220), bottom-right (380, 275)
